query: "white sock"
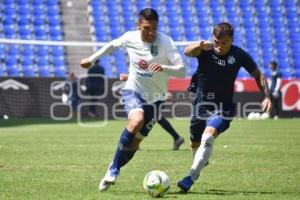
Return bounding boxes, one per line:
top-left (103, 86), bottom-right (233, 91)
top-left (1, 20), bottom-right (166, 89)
top-left (189, 133), bottom-right (215, 181)
top-left (191, 147), bottom-right (198, 158)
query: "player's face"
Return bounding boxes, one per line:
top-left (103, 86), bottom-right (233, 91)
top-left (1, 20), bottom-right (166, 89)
top-left (138, 19), bottom-right (158, 43)
top-left (212, 35), bottom-right (232, 55)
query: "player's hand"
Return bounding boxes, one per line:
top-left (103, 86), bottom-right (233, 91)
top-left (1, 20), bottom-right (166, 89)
top-left (149, 63), bottom-right (163, 73)
top-left (120, 73), bottom-right (129, 81)
top-left (261, 97), bottom-right (272, 113)
top-left (199, 40), bottom-right (213, 51)
top-left (80, 58), bottom-right (92, 68)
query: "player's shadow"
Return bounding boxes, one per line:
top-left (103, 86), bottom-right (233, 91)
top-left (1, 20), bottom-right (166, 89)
top-left (0, 117), bottom-right (101, 127)
top-left (170, 189), bottom-right (277, 196)
top-left (140, 149), bottom-right (190, 152)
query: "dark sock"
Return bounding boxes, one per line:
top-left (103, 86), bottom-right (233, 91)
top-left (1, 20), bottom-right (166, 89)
top-left (157, 117), bottom-right (180, 141)
top-left (111, 128), bottom-right (137, 172)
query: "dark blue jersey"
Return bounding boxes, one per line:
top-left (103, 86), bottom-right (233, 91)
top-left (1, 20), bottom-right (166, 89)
top-left (190, 45), bottom-right (258, 103)
top-left (270, 70), bottom-right (281, 93)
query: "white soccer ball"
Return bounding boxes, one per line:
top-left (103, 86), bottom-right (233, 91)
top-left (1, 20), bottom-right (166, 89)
top-left (261, 112), bottom-right (270, 119)
top-left (143, 170), bottom-right (171, 198)
top-left (247, 112), bottom-right (256, 120)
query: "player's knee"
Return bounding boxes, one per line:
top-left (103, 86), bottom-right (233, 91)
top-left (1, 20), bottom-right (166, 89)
top-left (127, 114), bottom-right (144, 133)
top-left (201, 133), bottom-right (215, 147)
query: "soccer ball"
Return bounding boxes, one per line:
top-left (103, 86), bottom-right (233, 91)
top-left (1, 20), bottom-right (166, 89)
top-left (143, 170), bottom-right (171, 198)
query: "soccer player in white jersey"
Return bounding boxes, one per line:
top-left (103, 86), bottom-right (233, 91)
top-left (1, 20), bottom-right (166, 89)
top-left (80, 8), bottom-right (186, 191)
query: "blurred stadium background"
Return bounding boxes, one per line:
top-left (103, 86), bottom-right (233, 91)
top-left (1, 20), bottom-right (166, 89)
top-left (0, 0), bottom-right (299, 118)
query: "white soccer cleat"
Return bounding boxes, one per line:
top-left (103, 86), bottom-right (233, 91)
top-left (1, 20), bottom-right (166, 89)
top-left (98, 163), bottom-right (119, 192)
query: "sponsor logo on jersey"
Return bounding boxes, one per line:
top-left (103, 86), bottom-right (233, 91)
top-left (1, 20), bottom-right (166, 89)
top-left (136, 71), bottom-right (153, 77)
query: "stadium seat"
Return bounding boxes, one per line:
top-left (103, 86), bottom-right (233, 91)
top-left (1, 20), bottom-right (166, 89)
top-left (38, 67), bottom-right (51, 77)
top-left (53, 67), bottom-right (67, 78)
top-left (0, 65), bottom-right (4, 77)
top-left (6, 65), bottom-right (19, 77)
top-left (22, 66), bottom-right (36, 77)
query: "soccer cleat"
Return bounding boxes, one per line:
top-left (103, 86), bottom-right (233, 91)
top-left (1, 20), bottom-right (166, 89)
top-left (173, 136), bottom-right (185, 150)
top-left (99, 163), bottom-right (119, 191)
top-left (177, 176), bottom-right (194, 193)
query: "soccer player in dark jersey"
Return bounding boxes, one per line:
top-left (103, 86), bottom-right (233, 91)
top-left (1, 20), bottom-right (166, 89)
top-left (269, 61), bottom-right (282, 119)
top-left (177, 22), bottom-right (272, 193)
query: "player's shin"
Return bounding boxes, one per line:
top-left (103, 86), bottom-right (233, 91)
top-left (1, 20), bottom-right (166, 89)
top-left (111, 128), bottom-right (136, 171)
top-left (189, 133), bottom-right (215, 181)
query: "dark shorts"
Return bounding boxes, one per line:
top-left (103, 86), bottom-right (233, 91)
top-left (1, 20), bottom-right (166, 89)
top-left (122, 89), bottom-right (164, 137)
top-left (190, 98), bottom-right (236, 142)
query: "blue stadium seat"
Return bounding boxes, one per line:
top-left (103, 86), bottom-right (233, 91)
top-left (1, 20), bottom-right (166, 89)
top-left (295, 70), bottom-right (300, 78)
top-left (33, 0), bottom-right (44, 5)
top-left (18, 15), bottom-right (31, 25)
top-left (38, 67), bottom-right (51, 77)
top-left (53, 67), bottom-right (67, 77)
top-left (52, 57), bottom-right (65, 67)
top-left (36, 57), bottom-right (49, 67)
top-left (19, 5), bottom-right (32, 15)
top-left (22, 66), bottom-right (36, 77)
top-left (33, 5), bottom-right (45, 16)
top-left (0, 65), bottom-right (4, 76)
top-left (47, 0), bottom-right (59, 6)
top-left (4, 4), bottom-right (17, 16)
top-left (3, 16), bottom-right (15, 26)
top-left (18, 0), bottom-right (30, 5)
top-left (33, 16), bottom-right (46, 26)
top-left (7, 45), bottom-right (20, 56)
top-left (51, 46), bottom-right (64, 57)
top-left (6, 65), bottom-right (19, 77)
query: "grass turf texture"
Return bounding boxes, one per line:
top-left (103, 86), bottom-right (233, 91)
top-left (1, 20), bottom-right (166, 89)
top-left (0, 118), bottom-right (300, 199)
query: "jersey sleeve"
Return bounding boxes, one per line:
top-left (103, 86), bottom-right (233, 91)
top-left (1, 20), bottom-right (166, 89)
top-left (197, 50), bottom-right (208, 61)
top-left (165, 35), bottom-right (183, 65)
top-left (240, 50), bottom-right (258, 74)
top-left (111, 32), bottom-right (131, 47)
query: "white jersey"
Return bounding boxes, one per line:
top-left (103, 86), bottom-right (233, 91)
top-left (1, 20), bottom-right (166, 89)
top-left (112, 31), bottom-right (184, 103)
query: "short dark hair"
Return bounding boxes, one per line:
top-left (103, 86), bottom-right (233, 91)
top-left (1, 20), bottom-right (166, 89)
top-left (213, 22), bottom-right (234, 39)
top-left (139, 8), bottom-right (159, 22)
top-left (270, 60), bottom-right (277, 67)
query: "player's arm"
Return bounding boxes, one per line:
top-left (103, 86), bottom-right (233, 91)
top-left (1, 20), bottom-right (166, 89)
top-left (149, 36), bottom-right (186, 77)
top-left (80, 36), bottom-right (125, 68)
top-left (119, 73), bottom-right (128, 81)
top-left (150, 58), bottom-right (186, 77)
top-left (250, 68), bottom-right (272, 113)
top-left (184, 40), bottom-right (212, 57)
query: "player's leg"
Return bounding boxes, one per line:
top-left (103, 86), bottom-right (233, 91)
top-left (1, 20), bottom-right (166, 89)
top-left (177, 113), bottom-right (232, 193)
top-left (157, 116), bottom-right (185, 150)
top-left (99, 90), bottom-right (145, 191)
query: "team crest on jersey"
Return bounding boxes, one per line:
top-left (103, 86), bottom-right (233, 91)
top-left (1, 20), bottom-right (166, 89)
top-left (151, 45), bottom-right (158, 56)
top-left (228, 56), bottom-right (235, 64)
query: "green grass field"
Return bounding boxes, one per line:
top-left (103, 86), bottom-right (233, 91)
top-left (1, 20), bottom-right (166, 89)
top-left (0, 118), bottom-right (300, 200)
